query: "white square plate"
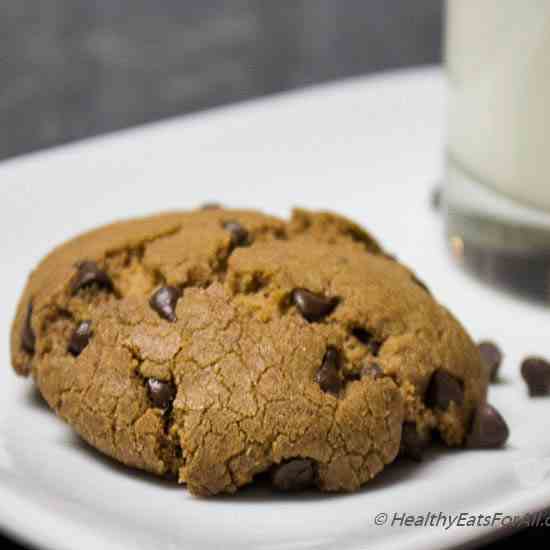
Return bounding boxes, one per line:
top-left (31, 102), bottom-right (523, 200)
top-left (1, 68), bottom-right (550, 550)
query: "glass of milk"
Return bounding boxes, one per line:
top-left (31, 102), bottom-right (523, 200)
top-left (445, 0), bottom-right (550, 301)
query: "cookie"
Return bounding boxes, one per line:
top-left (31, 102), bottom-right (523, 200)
top-left (11, 208), bottom-right (489, 496)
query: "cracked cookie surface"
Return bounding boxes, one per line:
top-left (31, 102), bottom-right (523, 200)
top-left (10, 208), bottom-right (488, 496)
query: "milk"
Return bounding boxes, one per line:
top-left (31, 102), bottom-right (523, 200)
top-left (446, 0), bottom-right (550, 212)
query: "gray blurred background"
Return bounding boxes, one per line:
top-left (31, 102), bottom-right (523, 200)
top-left (0, 0), bottom-right (442, 161)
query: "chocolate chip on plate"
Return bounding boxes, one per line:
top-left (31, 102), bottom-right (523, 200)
top-left (466, 403), bottom-right (509, 449)
top-left (316, 347), bottom-right (342, 395)
top-left (271, 459), bottom-right (315, 491)
top-left (400, 422), bottom-right (430, 461)
top-left (478, 341), bottom-right (502, 382)
top-left (292, 288), bottom-right (338, 322)
top-left (521, 356), bottom-right (550, 397)
top-left (223, 220), bottom-right (250, 247)
top-left (149, 286), bottom-right (182, 322)
top-left (425, 370), bottom-right (464, 410)
top-left (70, 261), bottom-right (113, 294)
top-left (147, 379), bottom-right (177, 410)
top-left (21, 302), bottom-right (36, 354)
top-left (361, 363), bottom-right (384, 380)
top-left (68, 320), bottom-right (93, 357)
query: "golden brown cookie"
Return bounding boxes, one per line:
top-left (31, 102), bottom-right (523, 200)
top-left (10, 208), bottom-right (489, 496)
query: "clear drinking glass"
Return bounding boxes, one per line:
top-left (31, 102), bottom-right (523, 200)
top-left (445, 0), bottom-right (550, 301)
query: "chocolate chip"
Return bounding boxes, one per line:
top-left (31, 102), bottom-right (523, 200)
top-left (201, 202), bottom-right (221, 210)
top-left (70, 261), bottom-right (113, 294)
top-left (292, 288), bottom-right (338, 322)
top-left (271, 459), bottom-right (315, 491)
top-left (478, 341), bottom-right (502, 382)
top-left (223, 220), bottom-right (250, 247)
top-left (466, 403), bottom-right (509, 448)
top-left (521, 356), bottom-right (550, 397)
top-left (149, 286), bottom-right (182, 322)
top-left (21, 302), bottom-right (36, 354)
top-left (68, 321), bottom-right (93, 357)
top-left (425, 370), bottom-right (464, 410)
top-left (411, 275), bottom-right (431, 294)
top-left (400, 422), bottom-right (430, 461)
top-left (352, 327), bottom-right (372, 344)
top-left (353, 328), bottom-right (383, 356)
top-left (316, 347), bottom-right (342, 395)
top-left (147, 379), bottom-right (176, 409)
top-left (361, 363), bottom-right (384, 380)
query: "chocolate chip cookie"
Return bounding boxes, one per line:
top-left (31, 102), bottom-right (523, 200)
top-left (11, 208), bottom-right (491, 496)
